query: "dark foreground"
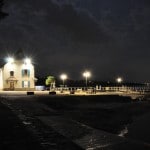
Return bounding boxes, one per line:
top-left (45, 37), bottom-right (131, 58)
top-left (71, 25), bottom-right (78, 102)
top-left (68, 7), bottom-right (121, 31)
top-left (0, 95), bottom-right (150, 150)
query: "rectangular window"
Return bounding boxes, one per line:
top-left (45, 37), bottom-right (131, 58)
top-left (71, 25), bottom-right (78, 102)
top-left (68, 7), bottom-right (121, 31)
top-left (24, 69), bottom-right (28, 76)
top-left (24, 81), bottom-right (28, 88)
top-left (22, 81), bottom-right (30, 88)
top-left (10, 71), bottom-right (14, 77)
top-left (22, 69), bottom-right (30, 77)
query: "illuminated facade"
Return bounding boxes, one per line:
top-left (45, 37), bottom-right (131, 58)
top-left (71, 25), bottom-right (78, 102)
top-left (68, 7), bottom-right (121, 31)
top-left (0, 55), bottom-right (35, 91)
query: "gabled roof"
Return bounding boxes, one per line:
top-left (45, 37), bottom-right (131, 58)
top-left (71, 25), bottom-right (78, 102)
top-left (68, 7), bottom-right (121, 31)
top-left (14, 49), bottom-right (25, 60)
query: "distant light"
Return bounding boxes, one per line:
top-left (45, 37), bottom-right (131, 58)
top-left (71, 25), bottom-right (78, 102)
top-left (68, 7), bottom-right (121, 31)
top-left (60, 74), bottom-right (67, 80)
top-left (83, 71), bottom-right (91, 78)
top-left (116, 77), bottom-right (123, 83)
top-left (6, 57), bottom-right (14, 63)
top-left (24, 58), bottom-right (31, 64)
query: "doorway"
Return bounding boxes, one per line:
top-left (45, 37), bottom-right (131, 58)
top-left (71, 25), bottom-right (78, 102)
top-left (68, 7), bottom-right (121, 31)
top-left (10, 82), bottom-right (14, 90)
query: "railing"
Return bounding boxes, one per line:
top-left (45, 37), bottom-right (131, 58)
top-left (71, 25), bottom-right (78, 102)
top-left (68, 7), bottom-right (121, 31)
top-left (55, 86), bottom-right (150, 93)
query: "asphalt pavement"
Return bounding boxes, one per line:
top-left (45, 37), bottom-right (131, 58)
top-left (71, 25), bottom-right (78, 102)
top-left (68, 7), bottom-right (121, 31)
top-left (0, 95), bottom-right (150, 150)
top-left (0, 98), bottom-right (44, 150)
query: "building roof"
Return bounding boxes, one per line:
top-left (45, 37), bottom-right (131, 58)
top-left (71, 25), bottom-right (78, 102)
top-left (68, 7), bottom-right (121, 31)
top-left (14, 49), bottom-right (25, 60)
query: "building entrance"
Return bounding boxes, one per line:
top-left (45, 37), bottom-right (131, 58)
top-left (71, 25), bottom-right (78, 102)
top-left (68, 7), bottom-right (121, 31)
top-left (10, 82), bottom-right (15, 90)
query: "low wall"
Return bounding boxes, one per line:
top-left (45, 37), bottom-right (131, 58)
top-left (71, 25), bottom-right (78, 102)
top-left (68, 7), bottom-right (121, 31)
top-left (3, 88), bottom-right (35, 91)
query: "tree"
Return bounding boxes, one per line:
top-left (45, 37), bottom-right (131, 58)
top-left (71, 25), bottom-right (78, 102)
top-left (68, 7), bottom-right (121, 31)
top-left (0, 0), bottom-right (8, 20)
top-left (45, 76), bottom-right (55, 91)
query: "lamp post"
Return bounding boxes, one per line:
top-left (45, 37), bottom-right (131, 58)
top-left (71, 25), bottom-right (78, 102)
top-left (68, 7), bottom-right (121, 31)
top-left (60, 74), bottom-right (67, 87)
top-left (116, 77), bottom-right (123, 92)
top-left (83, 71), bottom-right (91, 87)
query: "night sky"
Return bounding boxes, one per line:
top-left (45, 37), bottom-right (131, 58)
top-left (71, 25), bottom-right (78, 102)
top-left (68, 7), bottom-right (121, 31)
top-left (0, 0), bottom-right (150, 82)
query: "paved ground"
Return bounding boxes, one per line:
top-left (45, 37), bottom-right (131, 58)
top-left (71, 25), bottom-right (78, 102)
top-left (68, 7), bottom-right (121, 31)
top-left (0, 98), bottom-right (44, 150)
top-left (0, 96), bottom-right (84, 150)
top-left (0, 94), bottom-right (150, 150)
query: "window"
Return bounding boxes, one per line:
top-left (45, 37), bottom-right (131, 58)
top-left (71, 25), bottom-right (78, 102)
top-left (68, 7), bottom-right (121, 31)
top-left (22, 81), bottom-right (30, 88)
top-left (22, 69), bottom-right (30, 77)
top-left (24, 69), bottom-right (28, 76)
top-left (10, 71), bottom-right (14, 77)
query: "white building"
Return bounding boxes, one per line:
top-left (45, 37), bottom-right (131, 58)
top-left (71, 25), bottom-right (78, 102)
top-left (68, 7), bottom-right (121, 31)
top-left (0, 51), bottom-right (35, 91)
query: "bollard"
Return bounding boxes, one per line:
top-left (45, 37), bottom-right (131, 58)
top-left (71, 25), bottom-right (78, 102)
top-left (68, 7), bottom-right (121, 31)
top-left (49, 91), bottom-right (56, 95)
top-left (27, 91), bottom-right (34, 95)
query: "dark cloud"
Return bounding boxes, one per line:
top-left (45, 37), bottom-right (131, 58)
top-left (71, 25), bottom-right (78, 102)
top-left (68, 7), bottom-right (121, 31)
top-left (5, 0), bottom-right (107, 43)
top-left (45, 3), bottom-right (107, 43)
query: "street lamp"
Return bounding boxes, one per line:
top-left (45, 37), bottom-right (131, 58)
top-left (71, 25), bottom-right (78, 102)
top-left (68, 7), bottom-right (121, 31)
top-left (83, 71), bottom-right (91, 87)
top-left (116, 77), bottom-right (123, 92)
top-left (60, 74), bottom-right (67, 87)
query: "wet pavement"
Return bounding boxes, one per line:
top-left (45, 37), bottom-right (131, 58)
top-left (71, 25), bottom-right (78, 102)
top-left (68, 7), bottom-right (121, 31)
top-left (0, 95), bottom-right (150, 150)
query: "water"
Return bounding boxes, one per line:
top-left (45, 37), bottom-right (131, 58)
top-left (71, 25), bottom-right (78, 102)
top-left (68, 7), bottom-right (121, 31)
top-left (118, 126), bottom-right (128, 137)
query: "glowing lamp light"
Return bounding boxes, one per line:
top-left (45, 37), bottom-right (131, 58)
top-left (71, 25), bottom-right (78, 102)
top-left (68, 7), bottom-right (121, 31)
top-left (83, 71), bottom-right (91, 78)
top-left (116, 77), bottom-right (123, 83)
top-left (6, 57), bottom-right (14, 63)
top-left (60, 74), bottom-right (67, 80)
top-left (24, 58), bottom-right (31, 64)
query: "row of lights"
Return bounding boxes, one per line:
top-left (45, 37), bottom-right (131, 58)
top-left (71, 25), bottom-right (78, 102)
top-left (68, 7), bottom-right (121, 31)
top-left (60, 72), bottom-right (123, 86)
top-left (60, 71), bottom-right (91, 86)
top-left (6, 57), bottom-right (31, 64)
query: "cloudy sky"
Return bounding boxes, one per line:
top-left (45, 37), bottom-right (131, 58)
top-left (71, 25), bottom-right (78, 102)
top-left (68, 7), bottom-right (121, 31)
top-left (0, 0), bottom-right (150, 82)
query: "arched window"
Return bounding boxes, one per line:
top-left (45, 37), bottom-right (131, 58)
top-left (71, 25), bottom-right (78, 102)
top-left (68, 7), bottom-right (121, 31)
top-left (10, 71), bottom-right (14, 77)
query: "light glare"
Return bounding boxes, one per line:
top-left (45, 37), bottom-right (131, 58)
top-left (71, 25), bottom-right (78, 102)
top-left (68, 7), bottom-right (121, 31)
top-left (116, 77), bottom-right (123, 83)
top-left (25, 58), bottom-right (31, 64)
top-left (60, 74), bottom-right (67, 80)
top-left (83, 71), bottom-right (91, 78)
top-left (6, 57), bottom-right (14, 63)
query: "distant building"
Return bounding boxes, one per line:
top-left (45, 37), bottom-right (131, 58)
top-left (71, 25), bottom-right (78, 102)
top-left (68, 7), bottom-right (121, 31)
top-left (0, 50), bottom-right (35, 91)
